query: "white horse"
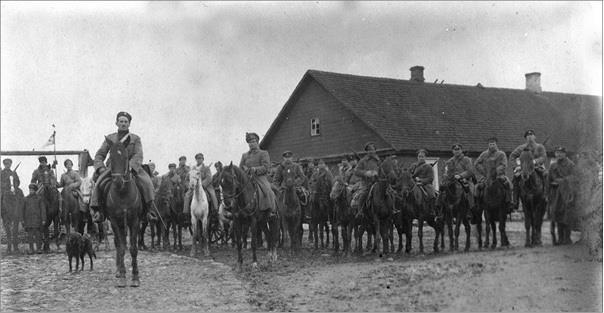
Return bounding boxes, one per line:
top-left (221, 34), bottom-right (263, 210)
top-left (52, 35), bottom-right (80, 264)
top-left (80, 176), bottom-right (110, 251)
top-left (190, 176), bottom-right (210, 257)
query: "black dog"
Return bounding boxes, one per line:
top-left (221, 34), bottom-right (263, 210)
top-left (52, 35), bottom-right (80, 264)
top-left (66, 233), bottom-right (97, 272)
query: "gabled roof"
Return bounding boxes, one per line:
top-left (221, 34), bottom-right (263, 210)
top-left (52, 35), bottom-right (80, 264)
top-left (262, 69), bottom-right (602, 154)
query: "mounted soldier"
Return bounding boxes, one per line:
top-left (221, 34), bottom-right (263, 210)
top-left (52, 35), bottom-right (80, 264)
top-left (31, 156), bottom-right (58, 188)
top-left (90, 111), bottom-right (157, 221)
top-left (212, 161), bottom-right (223, 202)
top-left (148, 162), bottom-right (162, 193)
top-left (273, 151), bottom-right (308, 205)
top-left (239, 132), bottom-right (277, 218)
top-left (186, 153), bottom-right (218, 214)
top-left (1, 158), bottom-right (23, 200)
top-left (409, 149), bottom-right (436, 200)
top-left (474, 137), bottom-right (514, 211)
top-left (509, 129), bottom-right (548, 210)
top-left (444, 143), bottom-right (476, 215)
top-left (176, 156), bottom-right (190, 187)
top-left (351, 142), bottom-right (380, 217)
top-left (162, 163), bottom-right (181, 188)
top-left (57, 159), bottom-right (82, 199)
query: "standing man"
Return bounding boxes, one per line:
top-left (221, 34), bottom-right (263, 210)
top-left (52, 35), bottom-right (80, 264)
top-left (23, 184), bottom-right (46, 254)
top-left (444, 143), bottom-right (476, 213)
top-left (351, 142), bottom-right (380, 216)
top-left (509, 129), bottom-right (548, 210)
top-left (187, 153), bottom-right (218, 213)
top-left (90, 111), bottom-right (157, 221)
top-left (547, 146), bottom-right (576, 244)
top-left (474, 137), bottom-right (513, 211)
top-left (409, 149), bottom-right (436, 200)
top-left (239, 132), bottom-right (277, 217)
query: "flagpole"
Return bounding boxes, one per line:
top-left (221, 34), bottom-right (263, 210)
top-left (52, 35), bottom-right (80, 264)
top-left (52, 124), bottom-right (57, 179)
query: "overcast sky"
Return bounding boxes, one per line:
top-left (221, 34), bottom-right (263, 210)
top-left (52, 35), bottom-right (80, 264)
top-left (1, 1), bottom-right (601, 179)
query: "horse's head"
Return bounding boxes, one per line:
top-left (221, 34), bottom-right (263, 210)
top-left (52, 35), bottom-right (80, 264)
top-left (106, 135), bottom-right (131, 189)
top-left (379, 156), bottom-right (398, 185)
top-left (219, 162), bottom-right (245, 212)
top-left (282, 163), bottom-right (297, 189)
top-left (396, 168), bottom-right (415, 194)
top-left (330, 177), bottom-right (346, 201)
top-left (441, 179), bottom-right (463, 208)
top-left (519, 148), bottom-right (535, 180)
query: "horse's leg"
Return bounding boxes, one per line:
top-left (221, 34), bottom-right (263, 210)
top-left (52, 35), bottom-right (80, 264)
top-left (110, 219), bottom-right (126, 287)
top-left (250, 216), bottom-right (258, 267)
top-left (190, 215), bottom-right (197, 257)
top-left (3, 221), bottom-right (12, 254)
top-left (535, 200), bottom-right (545, 246)
top-left (138, 219), bottom-right (148, 250)
top-left (202, 212), bottom-right (210, 257)
top-left (405, 217), bottom-right (413, 254)
top-left (54, 214), bottom-right (61, 250)
top-left (454, 213), bottom-right (461, 251)
top-left (551, 219), bottom-right (558, 246)
top-left (130, 214), bottom-right (140, 287)
top-left (418, 217), bottom-right (424, 254)
top-left (312, 219), bottom-right (318, 250)
top-left (500, 209), bottom-right (510, 247)
top-left (523, 199), bottom-right (531, 247)
top-left (234, 219), bottom-right (243, 272)
top-left (463, 214), bottom-right (471, 252)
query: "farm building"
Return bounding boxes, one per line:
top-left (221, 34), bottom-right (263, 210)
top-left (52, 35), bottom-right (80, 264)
top-left (259, 67), bottom-right (602, 186)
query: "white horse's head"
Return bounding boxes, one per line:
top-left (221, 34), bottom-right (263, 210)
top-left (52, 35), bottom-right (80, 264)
top-left (80, 176), bottom-right (94, 204)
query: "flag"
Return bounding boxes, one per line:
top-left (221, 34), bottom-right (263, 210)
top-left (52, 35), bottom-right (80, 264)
top-left (42, 132), bottom-right (55, 148)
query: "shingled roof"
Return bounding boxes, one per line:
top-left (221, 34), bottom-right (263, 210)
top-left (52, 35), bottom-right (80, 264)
top-left (262, 69), bottom-right (602, 154)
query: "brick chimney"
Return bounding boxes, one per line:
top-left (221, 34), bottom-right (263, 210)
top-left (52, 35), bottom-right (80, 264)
top-left (525, 72), bottom-right (541, 93)
top-left (410, 66), bottom-right (425, 82)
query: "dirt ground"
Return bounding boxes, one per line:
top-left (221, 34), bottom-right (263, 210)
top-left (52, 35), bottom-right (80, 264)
top-left (1, 220), bottom-right (602, 312)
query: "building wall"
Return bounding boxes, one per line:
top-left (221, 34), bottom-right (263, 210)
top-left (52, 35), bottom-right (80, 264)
top-left (262, 78), bottom-right (389, 163)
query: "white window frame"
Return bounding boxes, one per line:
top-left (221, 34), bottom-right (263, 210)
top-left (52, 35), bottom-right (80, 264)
top-left (426, 157), bottom-right (439, 191)
top-left (310, 118), bottom-right (320, 136)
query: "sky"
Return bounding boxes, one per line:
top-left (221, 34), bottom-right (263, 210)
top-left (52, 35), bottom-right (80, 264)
top-left (1, 1), bottom-right (602, 180)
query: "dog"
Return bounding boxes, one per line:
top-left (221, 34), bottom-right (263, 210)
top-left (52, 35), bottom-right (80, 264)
top-left (66, 233), bottom-right (97, 272)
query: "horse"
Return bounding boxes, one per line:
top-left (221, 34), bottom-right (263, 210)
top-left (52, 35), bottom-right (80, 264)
top-left (397, 168), bottom-right (445, 253)
top-left (366, 156), bottom-right (397, 255)
top-left (518, 148), bottom-right (547, 247)
top-left (38, 165), bottom-right (62, 252)
top-left (169, 178), bottom-right (186, 250)
top-left (61, 182), bottom-right (84, 236)
top-left (220, 163), bottom-right (279, 271)
top-left (440, 178), bottom-right (472, 251)
top-left (150, 177), bottom-right (172, 251)
top-left (477, 175), bottom-right (510, 249)
top-left (79, 176), bottom-right (109, 251)
top-left (309, 171), bottom-right (333, 250)
top-left (330, 175), bottom-right (355, 256)
top-left (96, 136), bottom-right (143, 287)
top-left (189, 174), bottom-right (210, 257)
top-left (1, 177), bottom-right (24, 254)
top-left (277, 164), bottom-right (302, 253)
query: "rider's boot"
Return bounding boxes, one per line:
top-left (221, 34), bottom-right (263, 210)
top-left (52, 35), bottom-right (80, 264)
top-left (145, 200), bottom-right (158, 221)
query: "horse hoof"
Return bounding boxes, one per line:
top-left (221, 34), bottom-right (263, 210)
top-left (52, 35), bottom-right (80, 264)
top-left (116, 277), bottom-right (127, 288)
top-left (251, 262), bottom-right (258, 270)
top-left (131, 279), bottom-right (140, 287)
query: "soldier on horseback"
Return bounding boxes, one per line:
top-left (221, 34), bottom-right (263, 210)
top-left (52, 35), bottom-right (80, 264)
top-left (163, 163), bottom-right (181, 186)
top-left (410, 149), bottom-right (436, 200)
top-left (185, 153), bottom-right (218, 214)
top-left (351, 142), bottom-right (380, 218)
top-left (474, 137), bottom-right (514, 211)
top-left (509, 129), bottom-right (548, 210)
top-left (57, 159), bottom-right (82, 198)
top-left (274, 151), bottom-right (308, 205)
top-left (1, 158), bottom-right (23, 199)
top-left (239, 132), bottom-right (277, 218)
top-left (31, 156), bottom-right (58, 187)
top-left (176, 156), bottom-right (190, 186)
top-left (90, 111), bottom-right (157, 221)
top-left (444, 143), bottom-right (476, 217)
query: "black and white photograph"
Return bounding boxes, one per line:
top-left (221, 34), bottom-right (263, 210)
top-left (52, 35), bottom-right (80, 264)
top-left (1, 1), bottom-right (602, 311)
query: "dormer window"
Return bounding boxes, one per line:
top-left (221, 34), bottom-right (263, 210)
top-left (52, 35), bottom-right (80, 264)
top-left (311, 118), bottom-right (320, 136)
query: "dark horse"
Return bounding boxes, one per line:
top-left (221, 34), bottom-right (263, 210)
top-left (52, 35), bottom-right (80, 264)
top-left (396, 168), bottom-right (444, 253)
top-left (220, 163), bottom-right (279, 271)
top-left (96, 136), bottom-right (143, 287)
top-left (518, 149), bottom-right (546, 247)
top-left (62, 185), bottom-right (84, 235)
top-left (477, 175), bottom-right (510, 249)
top-left (38, 165), bottom-right (62, 252)
top-left (169, 177), bottom-right (186, 250)
top-left (330, 175), bottom-right (355, 256)
top-left (367, 156), bottom-right (398, 255)
top-left (440, 178), bottom-right (472, 251)
top-left (1, 183), bottom-right (24, 254)
top-left (277, 164), bottom-right (302, 253)
top-left (309, 171), bottom-right (333, 250)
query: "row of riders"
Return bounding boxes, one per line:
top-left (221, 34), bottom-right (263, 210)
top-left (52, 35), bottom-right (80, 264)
top-left (0, 111), bottom-right (597, 283)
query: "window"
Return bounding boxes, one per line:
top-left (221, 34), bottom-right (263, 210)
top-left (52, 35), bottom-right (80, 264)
top-left (426, 157), bottom-right (440, 191)
top-left (311, 118), bottom-right (320, 136)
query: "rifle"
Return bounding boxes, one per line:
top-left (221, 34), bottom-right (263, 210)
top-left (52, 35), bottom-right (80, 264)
top-left (13, 161), bottom-right (21, 172)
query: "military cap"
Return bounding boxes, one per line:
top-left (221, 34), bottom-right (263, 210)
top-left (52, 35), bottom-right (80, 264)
top-left (2, 158), bottom-right (12, 165)
top-left (317, 159), bottom-right (326, 165)
top-left (178, 156), bottom-right (187, 161)
top-left (487, 137), bottom-right (498, 143)
top-left (168, 163), bottom-right (177, 168)
top-left (38, 156), bottom-right (47, 163)
top-left (524, 129), bottom-right (535, 138)
top-left (451, 144), bottom-right (462, 150)
top-left (215, 161), bottom-right (223, 167)
top-left (148, 162), bottom-right (156, 168)
top-left (246, 132), bottom-right (260, 143)
top-left (195, 153), bottom-right (204, 159)
top-left (555, 146), bottom-right (567, 153)
top-left (28, 183), bottom-right (37, 191)
top-left (63, 159), bottom-right (73, 166)
top-left (364, 142), bottom-right (376, 151)
top-left (417, 149), bottom-right (428, 156)
top-left (116, 111), bottom-right (132, 122)
top-left (282, 151), bottom-right (293, 158)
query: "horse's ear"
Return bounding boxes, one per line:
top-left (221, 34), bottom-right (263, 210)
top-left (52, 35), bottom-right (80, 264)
top-left (104, 136), bottom-right (113, 148)
top-left (229, 161), bottom-right (233, 166)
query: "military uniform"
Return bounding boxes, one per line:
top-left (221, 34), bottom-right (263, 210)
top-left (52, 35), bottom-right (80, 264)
top-left (58, 169), bottom-right (82, 197)
top-left (23, 187), bottom-right (46, 253)
top-left (351, 153), bottom-right (380, 211)
top-left (239, 147), bottom-right (277, 213)
top-left (410, 160), bottom-right (436, 199)
top-left (176, 165), bottom-right (190, 187)
top-left (31, 164), bottom-right (57, 188)
top-left (548, 156), bottom-right (576, 228)
top-left (274, 160), bottom-right (306, 190)
top-left (474, 147), bottom-right (513, 205)
top-left (1, 167), bottom-right (23, 201)
top-left (444, 153), bottom-right (476, 208)
top-left (90, 131), bottom-right (155, 209)
top-left (509, 140), bottom-right (548, 207)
